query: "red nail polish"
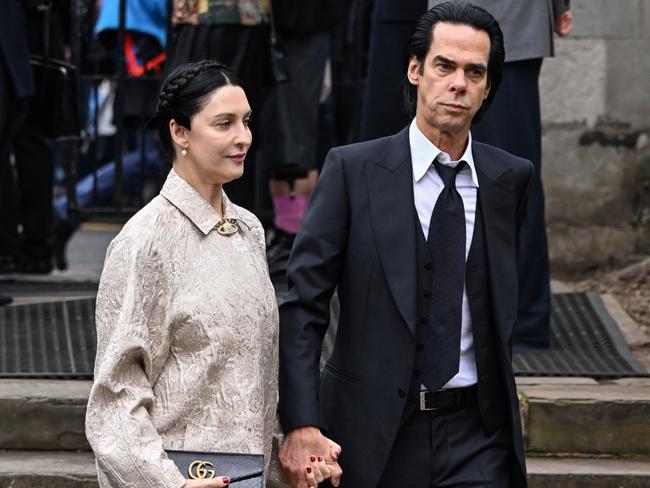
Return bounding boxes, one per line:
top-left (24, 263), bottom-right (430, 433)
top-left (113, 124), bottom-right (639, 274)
top-left (310, 455), bottom-right (316, 462)
top-left (306, 467), bottom-right (313, 474)
top-left (318, 456), bottom-right (323, 462)
top-left (222, 476), bottom-right (230, 484)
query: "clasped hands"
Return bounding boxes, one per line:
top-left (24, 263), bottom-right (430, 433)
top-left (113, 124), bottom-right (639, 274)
top-left (184, 425), bottom-right (341, 488)
top-left (280, 426), bottom-right (343, 488)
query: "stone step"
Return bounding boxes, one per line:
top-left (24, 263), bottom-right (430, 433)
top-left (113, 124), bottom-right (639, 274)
top-left (526, 457), bottom-right (650, 488)
top-left (0, 451), bottom-right (648, 488)
top-left (0, 450), bottom-right (97, 488)
top-left (518, 377), bottom-right (650, 456)
top-left (0, 379), bottom-right (91, 450)
top-left (1, 377), bottom-right (649, 457)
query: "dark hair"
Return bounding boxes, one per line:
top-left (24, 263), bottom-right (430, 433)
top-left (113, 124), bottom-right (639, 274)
top-left (403, 1), bottom-right (505, 121)
top-left (147, 60), bottom-right (241, 163)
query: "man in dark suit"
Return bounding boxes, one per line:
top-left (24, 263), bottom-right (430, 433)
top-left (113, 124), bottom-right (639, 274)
top-left (279, 2), bottom-right (533, 487)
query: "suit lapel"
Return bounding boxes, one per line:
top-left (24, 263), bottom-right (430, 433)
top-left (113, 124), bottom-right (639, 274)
top-left (473, 143), bottom-right (519, 342)
top-left (367, 127), bottom-right (418, 335)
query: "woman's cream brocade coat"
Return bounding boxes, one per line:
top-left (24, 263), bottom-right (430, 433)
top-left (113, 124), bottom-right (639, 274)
top-left (86, 169), bottom-right (279, 487)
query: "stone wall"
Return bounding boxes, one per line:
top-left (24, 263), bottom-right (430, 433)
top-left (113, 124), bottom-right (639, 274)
top-left (539, 0), bottom-right (650, 272)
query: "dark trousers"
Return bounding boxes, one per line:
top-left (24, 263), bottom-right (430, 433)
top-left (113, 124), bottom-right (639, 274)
top-left (0, 53), bottom-right (30, 258)
top-left (377, 405), bottom-right (512, 488)
top-left (0, 119), bottom-right (53, 261)
top-left (472, 58), bottom-right (551, 350)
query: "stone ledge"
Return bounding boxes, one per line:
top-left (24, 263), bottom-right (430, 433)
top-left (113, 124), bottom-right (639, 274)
top-left (527, 457), bottom-right (650, 488)
top-left (0, 450), bottom-right (97, 488)
top-left (0, 380), bottom-right (91, 451)
top-left (520, 384), bottom-right (650, 455)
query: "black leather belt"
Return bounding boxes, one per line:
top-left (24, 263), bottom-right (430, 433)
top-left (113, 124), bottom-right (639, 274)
top-left (419, 385), bottom-right (478, 411)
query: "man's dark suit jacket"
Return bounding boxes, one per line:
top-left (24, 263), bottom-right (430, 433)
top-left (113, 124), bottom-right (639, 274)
top-left (279, 125), bottom-right (534, 488)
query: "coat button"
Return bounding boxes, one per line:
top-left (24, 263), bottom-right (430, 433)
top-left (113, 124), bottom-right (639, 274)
top-left (423, 288), bottom-right (431, 297)
top-left (416, 342), bottom-right (424, 351)
top-left (419, 316), bottom-right (428, 324)
top-left (424, 262), bottom-right (432, 270)
top-left (414, 368), bottom-right (422, 377)
top-left (398, 388), bottom-right (406, 398)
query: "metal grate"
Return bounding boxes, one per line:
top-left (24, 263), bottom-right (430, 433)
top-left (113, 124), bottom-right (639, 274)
top-left (0, 298), bottom-right (96, 378)
top-left (0, 279), bottom-right (98, 295)
top-left (513, 293), bottom-right (648, 378)
top-left (0, 291), bottom-right (645, 379)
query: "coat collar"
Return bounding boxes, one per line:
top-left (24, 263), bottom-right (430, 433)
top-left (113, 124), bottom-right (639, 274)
top-left (367, 126), bottom-right (418, 334)
top-left (159, 168), bottom-right (254, 236)
top-left (472, 141), bottom-right (519, 339)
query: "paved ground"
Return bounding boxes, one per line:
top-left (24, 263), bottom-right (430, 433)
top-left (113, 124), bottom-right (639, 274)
top-left (52, 224), bottom-right (120, 282)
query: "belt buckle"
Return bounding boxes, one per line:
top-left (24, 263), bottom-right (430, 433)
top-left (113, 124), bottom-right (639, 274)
top-left (419, 391), bottom-right (440, 411)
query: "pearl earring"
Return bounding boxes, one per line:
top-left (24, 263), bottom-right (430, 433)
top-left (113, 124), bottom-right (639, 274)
top-left (181, 148), bottom-right (188, 157)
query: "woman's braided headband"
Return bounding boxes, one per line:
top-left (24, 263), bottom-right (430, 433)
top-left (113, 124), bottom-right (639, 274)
top-left (145, 60), bottom-right (231, 130)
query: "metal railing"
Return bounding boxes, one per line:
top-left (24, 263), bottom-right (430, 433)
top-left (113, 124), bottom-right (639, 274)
top-left (61, 0), bottom-right (173, 223)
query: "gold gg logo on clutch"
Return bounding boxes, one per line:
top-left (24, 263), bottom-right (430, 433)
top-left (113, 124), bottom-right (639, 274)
top-left (188, 460), bottom-right (216, 479)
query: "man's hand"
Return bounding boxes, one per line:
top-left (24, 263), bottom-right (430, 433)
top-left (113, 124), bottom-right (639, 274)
top-left (279, 426), bottom-right (342, 488)
top-left (554, 10), bottom-right (573, 36)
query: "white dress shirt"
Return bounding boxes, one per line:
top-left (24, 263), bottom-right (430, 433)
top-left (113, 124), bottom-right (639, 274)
top-left (409, 119), bottom-right (478, 389)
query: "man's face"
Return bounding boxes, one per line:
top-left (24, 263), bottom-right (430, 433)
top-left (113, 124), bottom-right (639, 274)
top-left (407, 22), bottom-right (491, 139)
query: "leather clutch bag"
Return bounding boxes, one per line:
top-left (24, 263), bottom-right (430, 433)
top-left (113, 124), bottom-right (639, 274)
top-left (165, 450), bottom-right (264, 487)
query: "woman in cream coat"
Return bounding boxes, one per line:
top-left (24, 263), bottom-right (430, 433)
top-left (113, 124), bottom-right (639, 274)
top-left (85, 60), bottom-right (334, 488)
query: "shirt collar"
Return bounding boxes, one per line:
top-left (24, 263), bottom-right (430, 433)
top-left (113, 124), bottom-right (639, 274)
top-left (409, 118), bottom-right (480, 187)
top-left (160, 168), bottom-right (245, 236)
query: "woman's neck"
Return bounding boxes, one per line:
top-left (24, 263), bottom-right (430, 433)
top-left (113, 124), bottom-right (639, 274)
top-left (173, 164), bottom-right (224, 216)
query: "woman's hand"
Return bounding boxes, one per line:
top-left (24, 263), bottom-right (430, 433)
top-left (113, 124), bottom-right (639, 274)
top-left (184, 476), bottom-right (230, 487)
top-left (304, 455), bottom-right (331, 487)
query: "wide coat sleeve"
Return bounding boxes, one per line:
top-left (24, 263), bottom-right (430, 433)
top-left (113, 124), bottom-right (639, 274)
top-left (278, 147), bottom-right (351, 433)
top-left (85, 235), bottom-right (186, 488)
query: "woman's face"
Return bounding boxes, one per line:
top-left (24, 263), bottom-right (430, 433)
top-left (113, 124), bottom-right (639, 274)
top-left (179, 85), bottom-right (252, 185)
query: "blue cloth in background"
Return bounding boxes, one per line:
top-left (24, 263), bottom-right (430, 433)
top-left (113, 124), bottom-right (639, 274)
top-left (94, 0), bottom-right (168, 47)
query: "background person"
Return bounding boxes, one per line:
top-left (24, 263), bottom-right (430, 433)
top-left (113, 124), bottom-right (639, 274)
top-left (262, 0), bottom-right (347, 271)
top-left (0, 0), bottom-right (34, 304)
top-left (166, 0), bottom-right (274, 213)
top-left (0, 0), bottom-right (69, 275)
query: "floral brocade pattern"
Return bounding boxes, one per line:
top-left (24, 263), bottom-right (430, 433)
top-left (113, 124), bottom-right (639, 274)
top-left (86, 169), bottom-right (279, 487)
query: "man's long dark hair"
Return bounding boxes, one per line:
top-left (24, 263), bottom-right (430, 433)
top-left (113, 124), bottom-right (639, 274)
top-left (403, 1), bottom-right (505, 122)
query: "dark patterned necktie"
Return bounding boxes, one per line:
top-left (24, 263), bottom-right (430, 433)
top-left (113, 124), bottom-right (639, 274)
top-left (421, 160), bottom-right (466, 392)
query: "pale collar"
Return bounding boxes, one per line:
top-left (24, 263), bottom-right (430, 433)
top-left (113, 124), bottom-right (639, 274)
top-left (160, 168), bottom-right (247, 236)
top-left (409, 119), bottom-right (479, 187)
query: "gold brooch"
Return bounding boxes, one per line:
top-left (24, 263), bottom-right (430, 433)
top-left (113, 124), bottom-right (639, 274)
top-left (216, 218), bottom-right (239, 236)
